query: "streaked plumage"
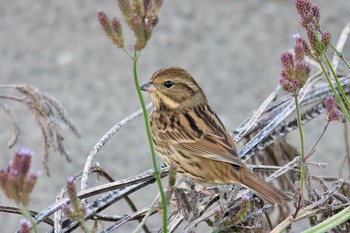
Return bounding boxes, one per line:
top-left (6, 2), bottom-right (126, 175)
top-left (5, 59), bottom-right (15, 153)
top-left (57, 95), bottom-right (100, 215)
top-left (141, 67), bottom-right (290, 205)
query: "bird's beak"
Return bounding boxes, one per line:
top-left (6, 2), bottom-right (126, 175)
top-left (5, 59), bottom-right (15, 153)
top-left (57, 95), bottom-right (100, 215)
top-left (140, 81), bottom-right (157, 92)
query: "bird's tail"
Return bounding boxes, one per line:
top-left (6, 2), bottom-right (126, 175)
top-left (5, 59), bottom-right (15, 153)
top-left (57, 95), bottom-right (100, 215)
top-left (240, 169), bottom-right (291, 205)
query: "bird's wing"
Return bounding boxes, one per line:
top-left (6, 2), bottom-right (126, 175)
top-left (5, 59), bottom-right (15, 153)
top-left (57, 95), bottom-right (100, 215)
top-left (177, 131), bottom-right (245, 167)
top-left (156, 107), bottom-right (245, 167)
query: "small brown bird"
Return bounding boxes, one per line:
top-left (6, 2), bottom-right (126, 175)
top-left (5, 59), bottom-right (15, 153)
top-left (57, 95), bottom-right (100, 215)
top-left (141, 67), bottom-right (290, 205)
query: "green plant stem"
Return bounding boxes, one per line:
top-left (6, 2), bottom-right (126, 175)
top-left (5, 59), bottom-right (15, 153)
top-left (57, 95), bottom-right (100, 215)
top-left (294, 95), bottom-right (306, 194)
top-left (19, 203), bottom-right (38, 233)
top-left (319, 62), bottom-right (350, 121)
top-left (132, 194), bottom-right (159, 233)
top-left (131, 50), bottom-right (168, 232)
top-left (301, 206), bottom-right (350, 233)
top-left (122, 46), bottom-right (133, 58)
top-left (78, 218), bottom-right (90, 233)
top-left (311, 26), bottom-right (350, 121)
top-left (329, 43), bottom-right (350, 70)
top-left (323, 52), bottom-right (350, 110)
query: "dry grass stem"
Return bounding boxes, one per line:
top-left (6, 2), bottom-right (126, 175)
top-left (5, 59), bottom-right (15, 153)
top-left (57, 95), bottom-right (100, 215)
top-left (80, 103), bottom-right (152, 193)
top-left (0, 103), bottom-right (20, 148)
top-left (0, 84), bottom-right (81, 176)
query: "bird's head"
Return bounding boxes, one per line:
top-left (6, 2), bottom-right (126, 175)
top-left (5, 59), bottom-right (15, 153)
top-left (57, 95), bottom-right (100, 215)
top-left (141, 67), bottom-right (207, 110)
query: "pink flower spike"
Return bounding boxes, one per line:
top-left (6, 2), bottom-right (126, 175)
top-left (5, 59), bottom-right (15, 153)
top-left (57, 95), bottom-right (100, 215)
top-left (280, 52), bottom-right (294, 74)
top-left (0, 148), bottom-right (38, 206)
top-left (20, 218), bottom-right (31, 233)
top-left (311, 3), bottom-right (320, 21)
top-left (325, 96), bottom-right (341, 122)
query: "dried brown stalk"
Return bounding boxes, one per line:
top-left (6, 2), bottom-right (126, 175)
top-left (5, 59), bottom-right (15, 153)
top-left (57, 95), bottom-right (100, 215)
top-left (0, 84), bottom-right (81, 176)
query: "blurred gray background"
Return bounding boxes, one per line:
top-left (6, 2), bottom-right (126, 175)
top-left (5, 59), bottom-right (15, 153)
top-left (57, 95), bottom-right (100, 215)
top-left (1, 0), bottom-right (350, 232)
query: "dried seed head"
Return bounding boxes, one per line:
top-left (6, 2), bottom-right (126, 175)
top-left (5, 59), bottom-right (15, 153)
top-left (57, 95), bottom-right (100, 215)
top-left (112, 17), bottom-right (123, 36)
top-left (132, 0), bottom-right (143, 18)
top-left (311, 3), bottom-right (320, 25)
top-left (299, 37), bottom-right (311, 55)
top-left (154, 0), bottom-right (163, 12)
top-left (280, 52), bottom-right (295, 76)
top-left (321, 32), bottom-right (331, 49)
top-left (293, 0), bottom-right (332, 62)
top-left (280, 41), bottom-right (310, 94)
top-left (111, 17), bottom-right (125, 48)
top-left (100, 0), bottom-right (164, 51)
top-left (306, 26), bottom-right (321, 56)
top-left (294, 0), bottom-right (322, 33)
top-left (98, 11), bottom-right (124, 48)
top-left (0, 149), bottom-right (38, 206)
top-left (21, 171), bottom-right (39, 206)
top-left (214, 208), bottom-right (221, 222)
top-left (294, 62), bottom-right (310, 88)
top-left (61, 203), bottom-right (75, 221)
top-left (20, 218), bottom-right (31, 233)
top-left (132, 0), bottom-right (164, 50)
top-left (118, 0), bottom-right (133, 26)
top-left (294, 40), bottom-right (305, 62)
top-left (98, 10), bottom-right (113, 35)
top-left (132, 15), bottom-right (147, 50)
top-left (12, 148), bottom-right (32, 180)
top-left (325, 96), bottom-right (341, 122)
top-left (294, 0), bottom-right (311, 19)
top-left (143, 0), bottom-right (151, 13)
top-left (66, 177), bottom-right (79, 212)
top-left (64, 177), bottom-right (86, 220)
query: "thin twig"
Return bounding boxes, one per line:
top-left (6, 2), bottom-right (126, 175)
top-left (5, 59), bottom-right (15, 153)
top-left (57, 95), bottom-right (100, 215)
top-left (132, 194), bottom-right (160, 233)
top-left (0, 206), bottom-right (54, 226)
top-left (80, 103), bottom-right (152, 194)
top-left (331, 22), bottom-right (350, 71)
top-left (234, 86), bottom-right (280, 141)
top-left (0, 103), bottom-right (20, 148)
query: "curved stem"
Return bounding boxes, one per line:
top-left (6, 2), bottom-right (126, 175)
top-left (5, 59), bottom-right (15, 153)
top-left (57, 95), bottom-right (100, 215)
top-left (122, 46), bottom-right (133, 59)
top-left (329, 43), bottom-right (350, 70)
top-left (319, 62), bottom-right (350, 121)
top-left (301, 206), bottom-right (350, 233)
top-left (323, 52), bottom-right (350, 110)
top-left (78, 218), bottom-right (91, 233)
top-left (294, 94), bottom-right (306, 195)
top-left (132, 195), bottom-right (159, 233)
top-left (131, 50), bottom-right (168, 232)
top-left (311, 26), bottom-right (350, 121)
top-left (0, 94), bottom-right (25, 102)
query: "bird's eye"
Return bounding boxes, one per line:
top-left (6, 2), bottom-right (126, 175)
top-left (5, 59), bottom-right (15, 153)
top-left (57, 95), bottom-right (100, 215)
top-left (164, 80), bottom-right (174, 88)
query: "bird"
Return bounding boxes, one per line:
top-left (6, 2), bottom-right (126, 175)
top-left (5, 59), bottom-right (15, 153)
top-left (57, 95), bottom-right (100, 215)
top-left (140, 67), bottom-right (291, 205)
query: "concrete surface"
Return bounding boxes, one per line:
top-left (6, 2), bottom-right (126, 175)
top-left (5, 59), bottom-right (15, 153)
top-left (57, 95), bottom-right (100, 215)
top-left (1, 0), bottom-right (350, 231)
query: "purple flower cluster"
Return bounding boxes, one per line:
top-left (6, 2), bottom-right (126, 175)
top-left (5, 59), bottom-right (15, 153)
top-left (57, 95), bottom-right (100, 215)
top-left (98, 0), bottom-right (163, 50)
top-left (295, 0), bottom-right (320, 30)
top-left (61, 177), bottom-right (86, 221)
top-left (20, 218), bottom-right (31, 233)
top-left (279, 35), bottom-right (311, 94)
top-left (0, 149), bottom-right (39, 206)
top-left (325, 96), bottom-right (341, 122)
top-left (294, 0), bottom-right (331, 58)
